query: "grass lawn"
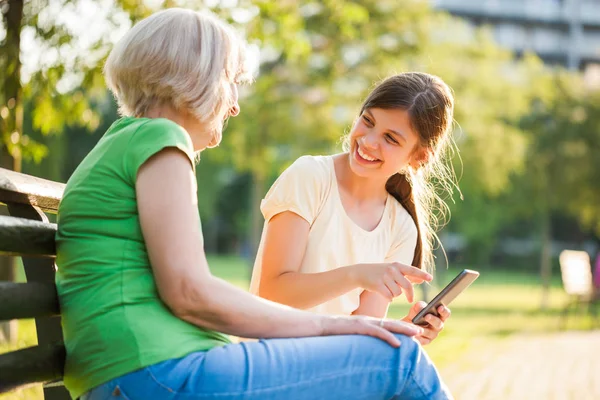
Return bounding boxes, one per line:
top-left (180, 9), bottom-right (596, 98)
top-left (389, 267), bottom-right (598, 367)
top-left (2, 255), bottom-right (597, 399)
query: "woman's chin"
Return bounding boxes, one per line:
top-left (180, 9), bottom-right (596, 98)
top-left (207, 138), bottom-right (220, 149)
top-left (205, 130), bottom-right (222, 149)
top-left (348, 158), bottom-right (374, 178)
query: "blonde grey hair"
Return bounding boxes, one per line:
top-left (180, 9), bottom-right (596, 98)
top-left (104, 8), bottom-right (251, 135)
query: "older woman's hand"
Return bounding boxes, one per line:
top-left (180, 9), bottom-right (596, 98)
top-left (320, 315), bottom-right (425, 348)
top-left (402, 301), bottom-right (451, 346)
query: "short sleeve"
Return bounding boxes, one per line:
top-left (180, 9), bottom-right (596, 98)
top-left (124, 118), bottom-right (195, 183)
top-left (384, 208), bottom-right (418, 266)
top-left (260, 156), bottom-right (329, 225)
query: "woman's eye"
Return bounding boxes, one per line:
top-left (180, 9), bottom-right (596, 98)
top-left (386, 134), bottom-right (398, 145)
top-left (362, 116), bottom-right (373, 126)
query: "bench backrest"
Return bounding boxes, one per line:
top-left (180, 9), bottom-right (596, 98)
top-left (0, 167), bottom-right (70, 399)
top-left (559, 249), bottom-right (593, 297)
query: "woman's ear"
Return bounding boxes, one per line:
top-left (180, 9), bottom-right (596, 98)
top-left (410, 148), bottom-right (430, 170)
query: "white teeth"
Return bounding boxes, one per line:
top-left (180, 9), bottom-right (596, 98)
top-left (358, 146), bottom-right (377, 162)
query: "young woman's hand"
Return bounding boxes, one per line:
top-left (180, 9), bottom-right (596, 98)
top-left (320, 315), bottom-right (424, 347)
top-left (402, 301), bottom-right (451, 345)
top-left (348, 263), bottom-right (432, 303)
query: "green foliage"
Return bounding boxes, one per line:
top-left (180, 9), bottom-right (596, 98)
top-left (519, 73), bottom-right (600, 235)
top-left (0, 0), bottom-right (159, 165)
top-left (2, 0), bottom-right (599, 259)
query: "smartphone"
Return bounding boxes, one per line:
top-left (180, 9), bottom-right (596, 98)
top-left (411, 269), bottom-right (480, 326)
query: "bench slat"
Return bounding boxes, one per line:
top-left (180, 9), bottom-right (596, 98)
top-left (0, 215), bottom-right (57, 257)
top-left (0, 168), bottom-right (65, 213)
top-left (0, 342), bottom-right (66, 393)
top-left (0, 282), bottom-right (60, 320)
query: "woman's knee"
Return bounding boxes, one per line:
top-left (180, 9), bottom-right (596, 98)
top-left (343, 334), bottom-right (444, 398)
top-left (395, 333), bottom-right (421, 349)
top-left (342, 333), bottom-right (423, 368)
top-left (394, 334), bottom-right (434, 368)
top-left (392, 334), bottom-right (450, 398)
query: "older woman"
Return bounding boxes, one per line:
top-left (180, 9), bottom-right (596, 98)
top-left (55, 8), bottom-right (452, 400)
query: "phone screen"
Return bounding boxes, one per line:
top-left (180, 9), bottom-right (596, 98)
top-left (411, 269), bottom-right (479, 326)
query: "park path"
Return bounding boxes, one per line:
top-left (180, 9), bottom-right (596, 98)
top-left (439, 330), bottom-right (600, 400)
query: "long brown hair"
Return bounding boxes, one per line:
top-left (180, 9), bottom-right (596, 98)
top-left (358, 73), bottom-right (458, 272)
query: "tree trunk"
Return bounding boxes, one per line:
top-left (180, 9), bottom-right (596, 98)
top-left (0, 0), bottom-right (25, 344)
top-left (2, 0), bottom-right (24, 171)
top-left (539, 210), bottom-right (552, 310)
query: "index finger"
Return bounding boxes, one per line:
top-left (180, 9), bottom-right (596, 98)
top-left (407, 276), bottom-right (426, 284)
top-left (392, 263), bottom-right (433, 281)
top-left (390, 270), bottom-right (415, 303)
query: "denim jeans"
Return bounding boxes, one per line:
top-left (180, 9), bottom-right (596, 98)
top-left (81, 334), bottom-right (452, 400)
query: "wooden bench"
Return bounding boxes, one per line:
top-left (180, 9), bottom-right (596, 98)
top-left (0, 167), bottom-right (69, 399)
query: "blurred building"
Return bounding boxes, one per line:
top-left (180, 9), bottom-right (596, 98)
top-left (433, 0), bottom-right (600, 87)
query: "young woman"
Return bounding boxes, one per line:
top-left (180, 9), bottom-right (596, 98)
top-left (251, 73), bottom-right (457, 345)
top-left (55, 8), bottom-right (452, 400)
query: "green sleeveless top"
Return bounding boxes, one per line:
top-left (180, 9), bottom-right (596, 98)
top-left (55, 117), bottom-right (230, 399)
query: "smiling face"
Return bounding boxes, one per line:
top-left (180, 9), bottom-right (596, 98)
top-left (348, 107), bottom-right (426, 180)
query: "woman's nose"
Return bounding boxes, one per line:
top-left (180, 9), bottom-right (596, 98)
top-left (362, 133), bottom-right (378, 149)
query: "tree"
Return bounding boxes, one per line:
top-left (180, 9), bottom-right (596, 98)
top-left (0, 0), bottom-right (159, 342)
top-left (518, 72), bottom-right (600, 307)
top-left (443, 50), bottom-right (557, 266)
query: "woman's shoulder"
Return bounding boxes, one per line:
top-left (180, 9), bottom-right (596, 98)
top-left (106, 116), bottom-right (192, 149)
top-left (260, 155), bottom-right (334, 223)
top-left (281, 154), bottom-right (333, 184)
top-left (266, 155), bottom-right (334, 200)
top-left (137, 117), bottom-right (191, 141)
top-left (290, 154), bottom-right (332, 172)
top-left (108, 115), bottom-right (182, 133)
top-left (127, 117), bottom-right (194, 155)
top-left (140, 116), bottom-right (186, 131)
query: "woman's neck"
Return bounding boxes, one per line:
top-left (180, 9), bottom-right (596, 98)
top-left (144, 104), bottom-right (212, 151)
top-left (333, 153), bottom-right (389, 204)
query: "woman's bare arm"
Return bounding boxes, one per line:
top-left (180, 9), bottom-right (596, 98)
top-left (136, 148), bottom-right (420, 345)
top-left (257, 211), bottom-right (363, 309)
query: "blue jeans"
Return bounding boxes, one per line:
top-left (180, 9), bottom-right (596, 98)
top-left (81, 334), bottom-right (452, 400)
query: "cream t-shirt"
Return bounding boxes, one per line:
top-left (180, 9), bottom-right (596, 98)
top-left (250, 155), bottom-right (418, 316)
